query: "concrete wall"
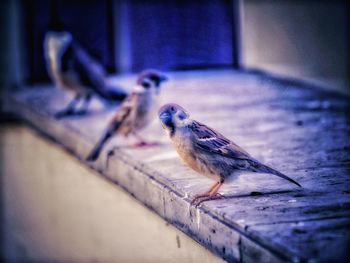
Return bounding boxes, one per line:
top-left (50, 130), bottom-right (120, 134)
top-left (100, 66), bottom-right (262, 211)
top-left (0, 124), bottom-right (224, 263)
top-left (241, 0), bottom-right (349, 94)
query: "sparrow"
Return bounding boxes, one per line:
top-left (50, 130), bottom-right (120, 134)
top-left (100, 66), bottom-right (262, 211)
top-left (158, 103), bottom-right (301, 205)
top-left (86, 69), bottom-right (168, 162)
top-left (44, 31), bottom-right (128, 119)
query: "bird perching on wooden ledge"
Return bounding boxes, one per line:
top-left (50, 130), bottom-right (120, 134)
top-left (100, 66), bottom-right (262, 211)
top-left (86, 69), bottom-right (168, 162)
top-left (44, 31), bottom-right (128, 119)
top-left (158, 103), bottom-right (302, 206)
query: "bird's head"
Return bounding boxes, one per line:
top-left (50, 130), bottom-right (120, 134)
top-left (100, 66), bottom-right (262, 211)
top-left (44, 31), bottom-right (72, 61)
top-left (158, 103), bottom-right (190, 136)
top-left (135, 69), bottom-right (168, 94)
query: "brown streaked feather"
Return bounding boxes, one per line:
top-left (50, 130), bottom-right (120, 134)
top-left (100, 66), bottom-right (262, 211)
top-left (109, 92), bottom-right (138, 135)
top-left (190, 120), bottom-right (253, 161)
top-left (188, 121), bottom-right (301, 187)
top-left (86, 92), bottom-right (139, 161)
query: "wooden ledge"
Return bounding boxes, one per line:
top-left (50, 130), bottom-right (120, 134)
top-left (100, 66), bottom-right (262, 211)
top-left (7, 70), bottom-right (350, 262)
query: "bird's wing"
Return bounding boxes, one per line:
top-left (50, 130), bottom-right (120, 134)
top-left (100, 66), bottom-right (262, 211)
top-left (72, 43), bottom-right (107, 92)
top-left (189, 121), bottom-right (301, 187)
top-left (108, 92), bottom-right (139, 133)
top-left (190, 120), bottom-right (253, 160)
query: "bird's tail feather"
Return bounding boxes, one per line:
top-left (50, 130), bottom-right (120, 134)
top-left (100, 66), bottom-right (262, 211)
top-left (73, 42), bottom-right (127, 102)
top-left (86, 131), bottom-right (112, 162)
top-left (252, 161), bottom-right (301, 187)
top-left (97, 84), bottom-right (128, 102)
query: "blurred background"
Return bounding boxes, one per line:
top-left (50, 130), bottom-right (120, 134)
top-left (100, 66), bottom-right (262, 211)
top-left (0, 0), bottom-right (349, 262)
top-left (0, 0), bottom-right (349, 95)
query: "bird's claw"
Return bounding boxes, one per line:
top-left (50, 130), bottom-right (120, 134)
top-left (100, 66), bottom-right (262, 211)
top-left (191, 193), bottom-right (223, 207)
top-left (131, 141), bottom-right (160, 148)
top-left (54, 109), bottom-right (75, 119)
top-left (73, 109), bottom-right (88, 116)
top-left (54, 109), bottom-right (89, 119)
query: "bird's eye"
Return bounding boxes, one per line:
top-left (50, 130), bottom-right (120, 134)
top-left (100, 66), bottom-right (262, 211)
top-left (178, 111), bottom-right (186, 120)
top-left (142, 81), bottom-right (150, 89)
top-left (150, 76), bottom-right (158, 81)
top-left (170, 106), bottom-right (175, 112)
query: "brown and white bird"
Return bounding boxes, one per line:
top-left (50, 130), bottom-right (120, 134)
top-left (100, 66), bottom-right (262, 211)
top-left (86, 70), bottom-right (168, 162)
top-left (158, 103), bottom-right (301, 205)
top-left (44, 31), bottom-right (127, 118)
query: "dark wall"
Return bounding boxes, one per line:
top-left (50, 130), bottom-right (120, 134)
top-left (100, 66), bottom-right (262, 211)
top-left (21, 0), bottom-right (238, 82)
top-left (127, 0), bottom-right (236, 71)
top-left (24, 0), bottom-right (115, 82)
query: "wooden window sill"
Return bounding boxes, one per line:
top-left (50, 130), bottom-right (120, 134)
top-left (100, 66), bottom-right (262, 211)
top-left (6, 70), bottom-right (350, 262)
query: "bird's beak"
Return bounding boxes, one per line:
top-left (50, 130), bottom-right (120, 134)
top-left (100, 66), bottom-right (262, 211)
top-left (160, 75), bottom-right (168, 83)
top-left (159, 111), bottom-right (170, 123)
top-left (159, 109), bottom-right (175, 135)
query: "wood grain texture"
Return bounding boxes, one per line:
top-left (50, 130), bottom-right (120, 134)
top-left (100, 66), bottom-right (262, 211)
top-left (8, 70), bottom-right (350, 262)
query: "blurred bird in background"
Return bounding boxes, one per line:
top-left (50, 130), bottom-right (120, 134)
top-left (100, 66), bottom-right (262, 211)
top-left (86, 69), bottom-right (168, 162)
top-left (44, 31), bottom-right (128, 118)
top-left (159, 103), bottom-right (301, 206)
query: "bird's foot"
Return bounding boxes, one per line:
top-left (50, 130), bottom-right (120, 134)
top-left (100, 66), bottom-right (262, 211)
top-left (191, 193), bottom-right (224, 207)
top-left (54, 109), bottom-right (76, 119)
top-left (131, 141), bottom-right (161, 148)
top-left (54, 109), bottom-right (89, 119)
top-left (73, 109), bottom-right (89, 116)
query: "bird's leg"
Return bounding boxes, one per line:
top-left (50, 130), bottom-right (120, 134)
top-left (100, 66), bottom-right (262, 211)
top-left (193, 181), bottom-right (220, 199)
top-left (76, 93), bottom-right (92, 115)
top-left (54, 95), bottom-right (81, 119)
top-left (191, 180), bottom-right (224, 206)
top-left (131, 132), bottom-right (160, 148)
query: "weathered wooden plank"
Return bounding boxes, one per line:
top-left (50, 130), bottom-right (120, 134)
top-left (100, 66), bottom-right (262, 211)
top-left (245, 217), bottom-right (350, 262)
top-left (9, 70), bottom-right (350, 262)
top-left (204, 190), bottom-right (350, 227)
